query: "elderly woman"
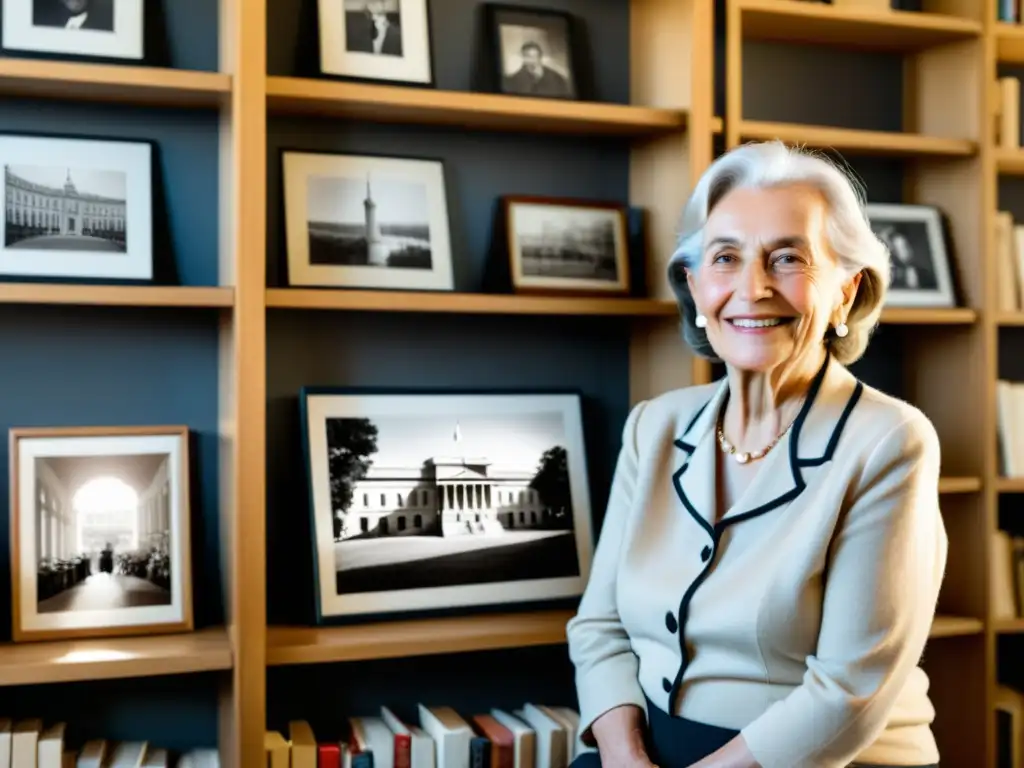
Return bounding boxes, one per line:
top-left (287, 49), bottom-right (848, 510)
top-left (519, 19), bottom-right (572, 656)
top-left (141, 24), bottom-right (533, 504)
top-left (565, 140), bottom-right (947, 768)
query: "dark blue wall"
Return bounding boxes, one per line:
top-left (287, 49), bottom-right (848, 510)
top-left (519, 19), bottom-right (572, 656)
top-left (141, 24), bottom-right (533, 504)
top-left (263, 0), bottom-right (633, 730)
top-left (0, 2), bottom-right (223, 750)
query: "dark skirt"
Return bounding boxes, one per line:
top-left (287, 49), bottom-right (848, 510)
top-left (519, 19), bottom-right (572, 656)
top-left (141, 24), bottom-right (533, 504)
top-left (568, 698), bottom-right (938, 768)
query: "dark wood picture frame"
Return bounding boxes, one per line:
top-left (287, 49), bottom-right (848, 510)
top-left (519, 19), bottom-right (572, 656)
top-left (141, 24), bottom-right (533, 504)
top-left (484, 3), bottom-right (579, 100)
top-left (501, 194), bottom-right (631, 297)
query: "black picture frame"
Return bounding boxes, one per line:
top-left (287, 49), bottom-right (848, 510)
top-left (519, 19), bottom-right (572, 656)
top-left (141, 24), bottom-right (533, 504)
top-left (484, 3), bottom-right (580, 101)
top-left (0, 128), bottom-right (171, 285)
top-left (297, 385), bottom-right (597, 626)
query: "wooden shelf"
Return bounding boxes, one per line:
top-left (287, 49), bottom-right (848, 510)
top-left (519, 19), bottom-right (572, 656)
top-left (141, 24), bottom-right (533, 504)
top-left (995, 22), bottom-right (1024, 64)
top-left (266, 609), bottom-right (573, 666)
top-left (879, 307), bottom-right (977, 324)
top-left (0, 59), bottom-right (230, 108)
top-left (0, 283), bottom-right (234, 308)
top-left (939, 477), bottom-right (982, 493)
top-left (929, 615), bottom-right (984, 638)
top-left (996, 148), bottom-right (1024, 175)
top-left (266, 288), bottom-right (678, 317)
top-left (265, 77), bottom-right (686, 137)
top-left (996, 618), bottom-right (1024, 633)
top-left (0, 628), bottom-right (232, 687)
top-left (996, 477), bottom-right (1024, 492)
top-left (740, 119), bottom-right (977, 157)
top-left (739, 0), bottom-right (981, 51)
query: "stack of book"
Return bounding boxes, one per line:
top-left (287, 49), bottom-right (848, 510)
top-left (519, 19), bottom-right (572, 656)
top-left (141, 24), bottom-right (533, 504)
top-left (266, 702), bottom-right (585, 768)
top-left (0, 719), bottom-right (218, 768)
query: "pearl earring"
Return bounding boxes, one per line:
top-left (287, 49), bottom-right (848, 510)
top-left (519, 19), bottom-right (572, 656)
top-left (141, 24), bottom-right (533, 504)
top-left (695, 313), bottom-right (708, 329)
top-left (835, 321), bottom-right (849, 338)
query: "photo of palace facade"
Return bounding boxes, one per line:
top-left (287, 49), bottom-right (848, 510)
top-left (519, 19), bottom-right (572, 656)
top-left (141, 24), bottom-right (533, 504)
top-left (340, 454), bottom-right (558, 541)
top-left (5, 167), bottom-right (126, 245)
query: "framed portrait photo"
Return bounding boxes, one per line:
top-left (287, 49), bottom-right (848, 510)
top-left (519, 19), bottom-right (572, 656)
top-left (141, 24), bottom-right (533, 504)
top-left (1, 0), bottom-right (144, 61)
top-left (864, 203), bottom-right (957, 308)
top-left (486, 4), bottom-right (578, 100)
top-left (503, 195), bottom-right (630, 296)
top-left (0, 132), bottom-right (154, 282)
top-left (299, 389), bottom-right (596, 624)
top-left (282, 150), bottom-right (454, 291)
top-left (317, 0), bottom-right (434, 86)
top-left (9, 425), bottom-right (193, 643)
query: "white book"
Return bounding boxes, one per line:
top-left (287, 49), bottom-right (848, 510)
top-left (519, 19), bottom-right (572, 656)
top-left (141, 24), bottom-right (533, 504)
top-left (174, 749), bottom-right (218, 768)
top-left (539, 708), bottom-right (581, 762)
top-left (106, 742), bottom-right (147, 768)
top-left (138, 750), bottom-right (167, 768)
top-left (0, 719), bottom-right (12, 768)
top-left (12, 719), bottom-right (41, 768)
top-left (289, 721), bottom-right (317, 768)
top-left (417, 705), bottom-right (472, 768)
top-left (515, 705), bottom-right (567, 768)
top-left (381, 706), bottom-right (434, 768)
top-left (490, 710), bottom-right (534, 768)
top-left (74, 740), bottom-right (105, 768)
top-left (36, 724), bottom-right (64, 768)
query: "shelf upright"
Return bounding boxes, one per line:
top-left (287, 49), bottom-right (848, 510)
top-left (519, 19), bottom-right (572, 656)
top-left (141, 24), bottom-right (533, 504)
top-left (218, 0), bottom-right (269, 763)
top-left (628, 0), bottom-right (715, 403)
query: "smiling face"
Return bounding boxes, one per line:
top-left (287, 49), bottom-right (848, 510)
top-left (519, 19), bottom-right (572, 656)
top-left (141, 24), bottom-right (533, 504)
top-left (686, 182), bottom-right (861, 374)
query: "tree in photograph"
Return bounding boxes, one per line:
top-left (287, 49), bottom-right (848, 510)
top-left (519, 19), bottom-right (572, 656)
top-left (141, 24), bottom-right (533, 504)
top-left (325, 418), bottom-right (379, 537)
top-left (530, 445), bottom-right (573, 528)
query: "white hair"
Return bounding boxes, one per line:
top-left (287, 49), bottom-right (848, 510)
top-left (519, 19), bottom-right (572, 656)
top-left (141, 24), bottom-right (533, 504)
top-left (667, 140), bottom-right (891, 365)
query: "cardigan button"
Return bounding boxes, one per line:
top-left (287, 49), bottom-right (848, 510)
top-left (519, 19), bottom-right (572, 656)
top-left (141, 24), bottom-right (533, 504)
top-left (662, 677), bottom-right (672, 693)
top-left (665, 612), bottom-right (678, 633)
top-left (701, 545), bottom-right (712, 562)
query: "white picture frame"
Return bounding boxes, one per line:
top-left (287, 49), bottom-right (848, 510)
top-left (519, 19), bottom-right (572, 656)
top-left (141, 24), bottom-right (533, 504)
top-left (2, 0), bottom-right (144, 61)
top-left (282, 150), bottom-right (454, 292)
top-left (864, 202), bottom-right (957, 308)
top-left (0, 133), bottom-right (154, 281)
top-left (10, 426), bottom-right (193, 643)
top-left (300, 389), bottom-right (596, 623)
top-left (318, 0), bottom-right (434, 86)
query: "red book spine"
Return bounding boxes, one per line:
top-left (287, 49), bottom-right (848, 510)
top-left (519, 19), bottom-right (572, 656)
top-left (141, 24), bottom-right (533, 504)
top-left (393, 732), bottom-right (412, 768)
top-left (318, 743), bottom-right (341, 768)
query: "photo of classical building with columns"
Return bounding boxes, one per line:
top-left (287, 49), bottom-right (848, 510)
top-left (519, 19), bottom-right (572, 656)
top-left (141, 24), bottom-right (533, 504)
top-left (326, 412), bottom-right (582, 596)
top-left (4, 164), bottom-right (127, 252)
top-left (32, 452), bottom-right (173, 614)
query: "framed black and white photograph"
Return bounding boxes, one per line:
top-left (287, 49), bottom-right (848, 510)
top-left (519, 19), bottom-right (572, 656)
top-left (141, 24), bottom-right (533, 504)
top-left (486, 4), bottom-right (578, 100)
top-left (9, 425), bottom-right (192, 643)
top-left (282, 150), bottom-right (454, 291)
top-left (317, 0), bottom-right (434, 86)
top-left (0, 133), bottom-right (153, 282)
top-left (300, 389), bottom-right (596, 623)
top-left (503, 195), bottom-right (630, 296)
top-left (864, 203), bottom-right (957, 308)
top-left (1, 0), bottom-right (143, 60)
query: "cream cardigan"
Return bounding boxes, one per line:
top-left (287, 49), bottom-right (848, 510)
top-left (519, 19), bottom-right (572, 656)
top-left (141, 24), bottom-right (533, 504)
top-left (566, 353), bottom-right (948, 768)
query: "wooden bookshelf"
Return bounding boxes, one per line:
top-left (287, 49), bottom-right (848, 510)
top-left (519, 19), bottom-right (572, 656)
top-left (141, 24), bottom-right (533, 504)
top-left (265, 77), bottom-right (685, 137)
top-left (0, 59), bottom-right (230, 108)
top-left (266, 610), bottom-right (574, 667)
top-left (266, 288), bottom-right (678, 317)
top-left (738, 0), bottom-right (982, 50)
top-left (0, 628), bottom-right (232, 687)
top-left (939, 477), bottom-right (984, 493)
top-left (738, 120), bottom-right (978, 157)
top-left (995, 21), bottom-right (1024, 63)
top-left (0, 283), bottom-right (234, 308)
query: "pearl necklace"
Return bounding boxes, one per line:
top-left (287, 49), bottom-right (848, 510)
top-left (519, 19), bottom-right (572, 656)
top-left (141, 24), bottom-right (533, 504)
top-left (715, 408), bottom-right (799, 464)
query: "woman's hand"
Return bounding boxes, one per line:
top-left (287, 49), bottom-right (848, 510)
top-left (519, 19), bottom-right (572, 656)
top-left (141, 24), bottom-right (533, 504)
top-left (591, 704), bottom-right (659, 767)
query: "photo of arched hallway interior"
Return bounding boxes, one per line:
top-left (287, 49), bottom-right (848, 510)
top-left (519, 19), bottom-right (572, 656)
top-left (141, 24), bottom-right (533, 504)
top-left (33, 451), bottom-right (173, 614)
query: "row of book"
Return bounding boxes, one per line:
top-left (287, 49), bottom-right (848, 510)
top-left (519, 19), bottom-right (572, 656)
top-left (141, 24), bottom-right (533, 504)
top-left (994, 528), bottom-right (1024, 620)
top-left (994, 213), bottom-right (1024, 315)
top-left (0, 719), bottom-right (218, 768)
top-left (265, 703), bottom-right (585, 768)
